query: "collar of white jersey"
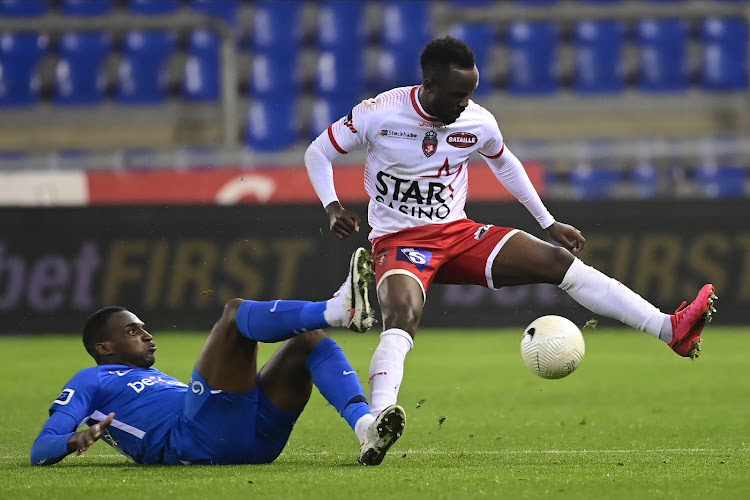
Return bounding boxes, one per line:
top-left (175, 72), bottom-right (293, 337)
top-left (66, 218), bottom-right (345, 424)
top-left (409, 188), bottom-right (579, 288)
top-left (410, 86), bottom-right (440, 122)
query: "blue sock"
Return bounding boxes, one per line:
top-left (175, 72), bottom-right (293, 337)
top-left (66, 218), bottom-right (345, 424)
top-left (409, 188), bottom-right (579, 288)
top-left (236, 300), bottom-right (328, 342)
top-left (306, 338), bottom-right (371, 431)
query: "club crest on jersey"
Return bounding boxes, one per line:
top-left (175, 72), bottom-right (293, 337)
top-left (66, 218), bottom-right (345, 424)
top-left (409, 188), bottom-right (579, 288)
top-left (422, 130), bottom-right (438, 157)
top-left (376, 249), bottom-right (389, 266)
top-left (396, 247), bottom-right (432, 272)
top-left (446, 132), bottom-right (478, 148)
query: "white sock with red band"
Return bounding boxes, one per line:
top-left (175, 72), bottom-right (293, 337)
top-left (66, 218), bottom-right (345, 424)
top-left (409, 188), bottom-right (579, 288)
top-left (368, 328), bottom-right (413, 417)
top-left (559, 258), bottom-right (672, 341)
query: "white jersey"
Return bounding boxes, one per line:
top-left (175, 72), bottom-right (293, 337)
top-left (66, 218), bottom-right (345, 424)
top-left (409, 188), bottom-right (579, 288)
top-left (306, 85), bottom-right (554, 240)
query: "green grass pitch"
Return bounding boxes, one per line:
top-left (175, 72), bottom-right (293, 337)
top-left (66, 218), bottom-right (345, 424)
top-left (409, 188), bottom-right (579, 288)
top-left (1, 327), bottom-right (749, 499)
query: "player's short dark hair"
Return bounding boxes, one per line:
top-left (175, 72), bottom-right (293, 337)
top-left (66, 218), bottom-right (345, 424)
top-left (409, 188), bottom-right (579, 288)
top-left (82, 306), bottom-right (126, 359)
top-left (420, 36), bottom-right (476, 83)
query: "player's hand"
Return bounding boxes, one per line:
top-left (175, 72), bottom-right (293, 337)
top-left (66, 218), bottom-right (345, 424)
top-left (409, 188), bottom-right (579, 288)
top-left (325, 201), bottom-right (361, 240)
top-left (546, 221), bottom-right (585, 254)
top-left (68, 412), bottom-right (115, 456)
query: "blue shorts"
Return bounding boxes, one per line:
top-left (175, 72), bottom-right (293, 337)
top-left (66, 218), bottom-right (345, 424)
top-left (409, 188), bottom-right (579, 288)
top-left (164, 369), bottom-right (301, 465)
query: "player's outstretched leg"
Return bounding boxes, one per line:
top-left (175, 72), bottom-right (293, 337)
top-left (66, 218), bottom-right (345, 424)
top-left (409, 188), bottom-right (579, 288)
top-left (358, 404), bottom-right (406, 466)
top-left (235, 248), bottom-right (375, 342)
top-left (669, 284), bottom-right (718, 359)
top-left (328, 247), bottom-right (376, 333)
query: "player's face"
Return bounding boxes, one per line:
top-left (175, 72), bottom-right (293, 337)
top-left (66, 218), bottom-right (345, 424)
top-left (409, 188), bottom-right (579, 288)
top-left (101, 311), bottom-right (156, 368)
top-left (423, 66), bottom-right (479, 125)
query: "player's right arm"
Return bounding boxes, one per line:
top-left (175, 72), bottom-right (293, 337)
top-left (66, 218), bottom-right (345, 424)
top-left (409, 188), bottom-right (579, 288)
top-left (304, 100), bottom-right (377, 239)
top-left (30, 368), bottom-right (112, 466)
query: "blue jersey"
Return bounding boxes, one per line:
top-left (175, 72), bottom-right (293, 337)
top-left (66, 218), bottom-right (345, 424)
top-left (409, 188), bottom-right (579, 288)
top-left (44, 365), bottom-right (188, 463)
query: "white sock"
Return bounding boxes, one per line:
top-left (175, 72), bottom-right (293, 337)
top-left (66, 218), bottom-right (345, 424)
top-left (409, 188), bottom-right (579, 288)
top-left (323, 295), bottom-right (343, 327)
top-left (368, 328), bottom-right (413, 417)
top-left (559, 258), bottom-right (669, 339)
top-left (354, 414), bottom-right (375, 443)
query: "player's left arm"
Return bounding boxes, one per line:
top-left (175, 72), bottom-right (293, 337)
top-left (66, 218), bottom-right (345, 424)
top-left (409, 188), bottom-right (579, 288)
top-left (479, 127), bottom-right (584, 253)
top-left (30, 411), bottom-right (115, 466)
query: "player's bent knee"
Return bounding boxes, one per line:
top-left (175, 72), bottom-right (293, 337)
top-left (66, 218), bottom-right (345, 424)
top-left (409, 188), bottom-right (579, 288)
top-left (548, 246), bottom-right (575, 280)
top-left (381, 304), bottom-right (421, 332)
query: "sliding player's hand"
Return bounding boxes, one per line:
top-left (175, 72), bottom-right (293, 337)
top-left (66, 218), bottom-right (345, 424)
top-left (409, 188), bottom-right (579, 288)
top-left (68, 412), bottom-right (115, 456)
top-left (325, 202), bottom-right (361, 240)
top-left (546, 221), bottom-right (585, 254)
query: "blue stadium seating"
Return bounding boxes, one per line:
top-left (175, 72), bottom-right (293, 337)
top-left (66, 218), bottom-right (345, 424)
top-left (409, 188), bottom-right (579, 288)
top-left (570, 165), bottom-right (623, 199)
top-left (0, 0), bottom-right (48, 17)
top-left (701, 17), bottom-right (749, 90)
top-left (0, 33), bottom-right (48, 106)
top-left (116, 30), bottom-right (177, 104)
top-left (126, 0), bottom-right (180, 15)
top-left (55, 32), bottom-right (112, 105)
top-left (631, 163), bottom-right (660, 198)
top-left (250, 0), bottom-right (304, 54)
top-left (636, 18), bottom-right (689, 92)
top-left (245, 98), bottom-right (300, 152)
top-left (309, 95), bottom-right (356, 140)
top-left (189, 0), bottom-right (240, 28)
top-left (183, 29), bottom-right (220, 101)
top-left (250, 52), bottom-right (300, 98)
top-left (450, 23), bottom-right (496, 97)
top-left (694, 165), bottom-right (748, 197)
top-left (376, 0), bottom-right (433, 91)
top-left (314, 51), bottom-right (365, 99)
top-left (60, 0), bottom-right (114, 16)
top-left (573, 20), bottom-right (626, 94)
top-left (506, 21), bottom-right (560, 95)
top-left (314, 1), bottom-right (366, 99)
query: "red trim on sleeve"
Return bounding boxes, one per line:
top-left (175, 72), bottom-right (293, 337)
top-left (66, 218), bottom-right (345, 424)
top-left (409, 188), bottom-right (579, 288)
top-left (480, 143), bottom-right (505, 159)
top-left (327, 126), bottom-right (347, 154)
top-left (410, 86), bottom-right (438, 121)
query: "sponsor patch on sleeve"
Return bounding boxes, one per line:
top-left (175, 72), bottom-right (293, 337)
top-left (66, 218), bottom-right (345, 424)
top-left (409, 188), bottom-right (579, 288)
top-left (53, 388), bottom-right (75, 406)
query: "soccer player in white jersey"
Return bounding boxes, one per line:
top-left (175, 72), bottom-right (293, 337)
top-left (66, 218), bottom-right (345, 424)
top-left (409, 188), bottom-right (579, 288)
top-left (305, 36), bottom-right (717, 422)
top-left (31, 248), bottom-right (405, 467)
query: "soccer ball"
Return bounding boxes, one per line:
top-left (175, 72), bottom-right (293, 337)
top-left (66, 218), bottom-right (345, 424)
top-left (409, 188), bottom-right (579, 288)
top-left (520, 315), bottom-right (585, 379)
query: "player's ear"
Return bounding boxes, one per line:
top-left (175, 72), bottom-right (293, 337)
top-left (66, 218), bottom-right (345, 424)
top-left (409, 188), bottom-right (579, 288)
top-left (95, 341), bottom-right (114, 357)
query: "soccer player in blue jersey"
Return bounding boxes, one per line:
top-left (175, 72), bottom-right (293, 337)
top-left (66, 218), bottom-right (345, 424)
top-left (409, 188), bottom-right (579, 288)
top-left (31, 248), bottom-right (405, 467)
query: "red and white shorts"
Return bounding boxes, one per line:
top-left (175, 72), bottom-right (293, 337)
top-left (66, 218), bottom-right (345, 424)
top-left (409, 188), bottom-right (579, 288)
top-left (371, 219), bottom-right (519, 300)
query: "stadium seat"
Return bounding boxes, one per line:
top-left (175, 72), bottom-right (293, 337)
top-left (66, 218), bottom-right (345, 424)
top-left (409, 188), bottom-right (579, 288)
top-left (573, 20), bottom-right (626, 94)
top-left (636, 18), bottom-right (689, 92)
top-left (506, 21), bottom-right (560, 95)
top-left (314, 1), bottom-right (367, 99)
top-left (447, 0), bottom-right (496, 6)
top-left (449, 23), bottom-right (496, 96)
top-left (631, 163), bottom-right (660, 198)
top-left (694, 165), bottom-right (748, 197)
top-left (309, 94), bottom-right (358, 140)
top-left (60, 0), bottom-right (113, 16)
top-left (126, 0), bottom-right (180, 15)
top-left (250, 0), bottom-right (304, 55)
top-left (116, 30), bottom-right (176, 104)
top-left (316, 0), bottom-right (366, 50)
top-left (0, 33), bottom-right (48, 106)
top-left (245, 97), bottom-right (300, 152)
top-left (701, 17), bottom-right (749, 90)
top-left (55, 32), bottom-right (112, 105)
top-left (0, 0), bottom-right (48, 17)
top-left (375, 0), bottom-right (433, 91)
top-left (189, 0), bottom-right (240, 28)
top-left (570, 166), bottom-right (623, 199)
top-left (250, 52), bottom-right (300, 98)
top-left (183, 29), bottom-right (220, 101)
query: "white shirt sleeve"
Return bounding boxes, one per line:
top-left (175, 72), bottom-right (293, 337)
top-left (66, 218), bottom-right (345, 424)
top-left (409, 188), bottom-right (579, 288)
top-left (483, 146), bottom-right (556, 229)
top-left (304, 137), bottom-right (342, 208)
